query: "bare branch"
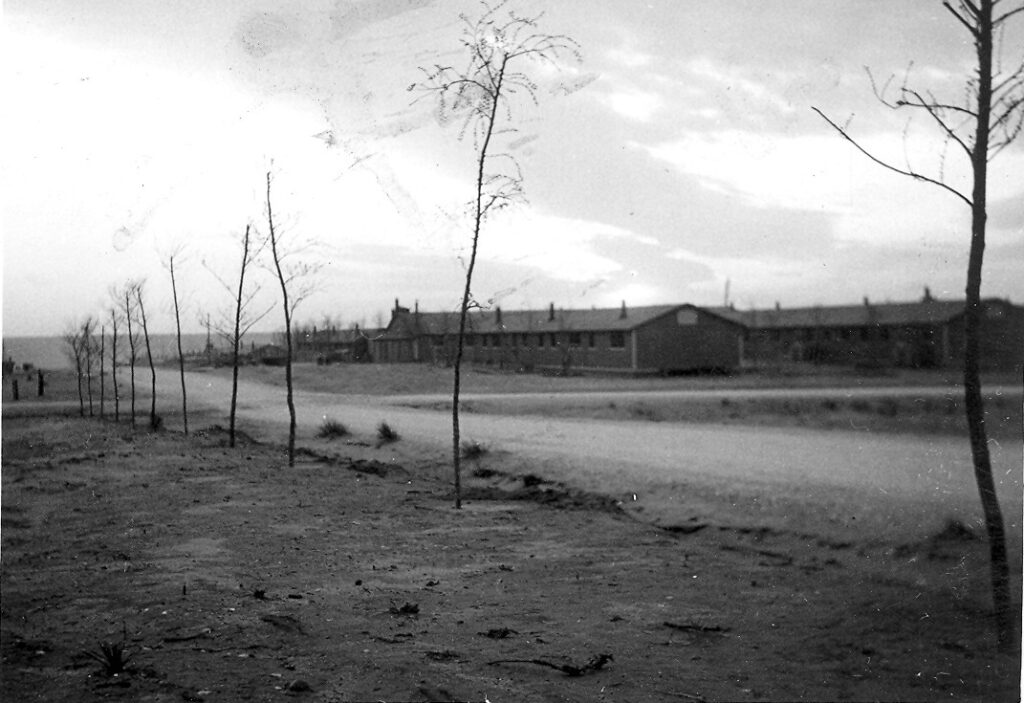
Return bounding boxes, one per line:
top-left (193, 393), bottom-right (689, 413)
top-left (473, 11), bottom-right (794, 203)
top-left (811, 106), bottom-right (973, 207)
top-left (995, 3), bottom-right (1024, 24)
top-left (945, 1), bottom-right (982, 36)
top-left (897, 88), bottom-right (975, 156)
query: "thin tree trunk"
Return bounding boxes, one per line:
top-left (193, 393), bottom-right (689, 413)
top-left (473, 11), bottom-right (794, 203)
top-left (125, 290), bottom-right (137, 428)
top-left (170, 256), bottom-right (189, 435)
top-left (99, 326), bottom-right (106, 419)
top-left (229, 225), bottom-right (252, 449)
top-left (266, 174), bottom-right (297, 466)
top-left (111, 310), bottom-right (120, 423)
top-left (452, 57), bottom-right (508, 509)
top-left (85, 324), bottom-right (94, 417)
top-left (74, 348), bottom-right (85, 417)
top-left (137, 290), bottom-right (158, 430)
top-left (964, 0), bottom-right (1011, 650)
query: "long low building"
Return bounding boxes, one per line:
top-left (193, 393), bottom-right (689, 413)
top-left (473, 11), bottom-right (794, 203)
top-left (712, 292), bottom-right (1024, 371)
top-left (369, 292), bottom-right (1024, 374)
top-left (373, 300), bottom-right (745, 373)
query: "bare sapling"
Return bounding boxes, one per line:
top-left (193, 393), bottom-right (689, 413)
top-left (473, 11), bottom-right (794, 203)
top-left (412, 0), bottom-right (580, 508)
top-left (135, 282), bottom-right (159, 430)
top-left (109, 306), bottom-right (121, 423)
top-left (99, 325), bottom-right (106, 419)
top-left (263, 171), bottom-right (321, 467)
top-left (62, 322), bottom-right (87, 416)
top-left (82, 316), bottom-right (97, 417)
top-left (814, 0), bottom-right (1023, 649)
top-left (121, 283), bottom-right (140, 427)
top-left (165, 248), bottom-right (190, 434)
top-left (205, 223), bottom-right (273, 448)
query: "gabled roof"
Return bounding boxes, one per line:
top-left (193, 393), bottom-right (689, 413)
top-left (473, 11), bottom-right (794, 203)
top-left (709, 299), bottom-right (1015, 330)
top-left (381, 303), bottom-right (721, 339)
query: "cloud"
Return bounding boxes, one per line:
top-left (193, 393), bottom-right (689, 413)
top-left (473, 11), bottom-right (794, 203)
top-left (606, 47), bottom-right (653, 68)
top-left (481, 209), bottom-right (658, 283)
top-left (685, 57), bottom-right (797, 115)
top-left (236, 12), bottom-right (303, 58)
top-left (666, 247), bottom-right (806, 301)
top-left (600, 87), bottom-right (663, 122)
top-left (632, 126), bottom-right (1024, 252)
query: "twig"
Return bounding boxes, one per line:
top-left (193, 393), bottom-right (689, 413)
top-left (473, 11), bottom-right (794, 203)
top-left (488, 652), bottom-right (612, 676)
top-left (654, 690), bottom-right (707, 702)
top-left (663, 621), bottom-right (730, 633)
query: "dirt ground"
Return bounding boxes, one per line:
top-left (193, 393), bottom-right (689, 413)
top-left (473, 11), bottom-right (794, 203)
top-left (2, 369), bottom-right (1022, 701)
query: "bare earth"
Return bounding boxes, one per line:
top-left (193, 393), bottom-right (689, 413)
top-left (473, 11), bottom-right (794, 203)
top-left (1, 367), bottom-right (1022, 701)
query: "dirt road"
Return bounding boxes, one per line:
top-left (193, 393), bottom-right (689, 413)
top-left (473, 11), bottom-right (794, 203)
top-left (168, 369), bottom-right (1022, 548)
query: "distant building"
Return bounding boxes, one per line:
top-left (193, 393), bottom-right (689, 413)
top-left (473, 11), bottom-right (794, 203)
top-left (367, 291), bottom-right (1023, 374)
top-left (294, 324), bottom-right (383, 364)
top-left (711, 290), bottom-right (1024, 371)
top-left (373, 300), bottom-right (745, 374)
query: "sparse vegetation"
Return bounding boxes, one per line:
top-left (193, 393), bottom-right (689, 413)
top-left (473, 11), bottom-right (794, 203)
top-left (461, 439), bottom-right (489, 460)
top-left (83, 639), bottom-right (132, 676)
top-left (414, 2), bottom-right (579, 509)
top-left (376, 421), bottom-right (399, 445)
top-left (318, 417), bottom-right (349, 439)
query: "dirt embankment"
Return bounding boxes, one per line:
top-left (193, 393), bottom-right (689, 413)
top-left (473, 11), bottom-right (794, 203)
top-left (2, 410), bottom-right (1020, 702)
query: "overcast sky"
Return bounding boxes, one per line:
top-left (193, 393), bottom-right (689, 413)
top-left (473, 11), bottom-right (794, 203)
top-left (4, 0), bottom-right (1023, 336)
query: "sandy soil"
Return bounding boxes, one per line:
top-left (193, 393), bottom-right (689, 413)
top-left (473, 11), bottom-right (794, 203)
top-left (1, 371), bottom-right (1022, 701)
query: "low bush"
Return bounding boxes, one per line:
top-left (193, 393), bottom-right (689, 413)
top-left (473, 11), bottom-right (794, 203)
top-left (83, 640), bottom-right (131, 676)
top-left (377, 421), bottom-right (399, 444)
top-left (317, 418), bottom-right (349, 439)
top-left (461, 440), bottom-right (489, 459)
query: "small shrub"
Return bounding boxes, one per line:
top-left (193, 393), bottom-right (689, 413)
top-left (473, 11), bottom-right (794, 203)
top-left (461, 440), bottom-right (489, 459)
top-left (84, 640), bottom-right (132, 676)
top-left (377, 421), bottom-right (399, 444)
top-left (317, 418), bottom-right (349, 439)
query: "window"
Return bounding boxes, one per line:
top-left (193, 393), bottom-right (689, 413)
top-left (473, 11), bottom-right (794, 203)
top-left (549, 333), bottom-right (557, 347)
top-left (588, 333), bottom-right (596, 348)
top-left (610, 331), bottom-right (625, 349)
top-left (466, 334), bottom-right (476, 346)
top-left (492, 334), bottom-right (502, 347)
top-left (537, 334), bottom-right (545, 348)
top-left (522, 334), bottom-right (529, 346)
top-left (482, 336), bottom-right (489, 348)
top-left (569, 332), bottom-right (581, 346)
top-left (676, 309), bottom-right (698, 326)
top-left (510, 334), bottom-right (518, 347)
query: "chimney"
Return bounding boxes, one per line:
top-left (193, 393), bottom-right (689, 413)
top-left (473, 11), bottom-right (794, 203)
top-left (619, 300), bottom-right (627, 319)
top-left (414, 300), bottom-right (419, 315)
top-left (774, 301), bottom-right (781, 311)
top-left (394, 298), bottom-right (400, 312)
top-left (863, 296), bottom-right (870, 307)
top-left (495, 306), bottom-right (502, 326)
top-left (922, 286), bottom-right (933, 303)
top-left (548, 302), bottom-right (555, 322)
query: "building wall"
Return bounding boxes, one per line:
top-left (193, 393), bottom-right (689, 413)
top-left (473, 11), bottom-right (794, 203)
top-left (634, 309), bottom-right (741, 372)
top-left (740, 308), bottom-right (1023, 371)
top-left (456, 330), bottom-right (636, 371)
top-left (946, 304), bottom-right (1024, 372)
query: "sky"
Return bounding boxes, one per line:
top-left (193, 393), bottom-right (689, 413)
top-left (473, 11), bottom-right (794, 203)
top-left (3, 0), bottom-right (1023, 336)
